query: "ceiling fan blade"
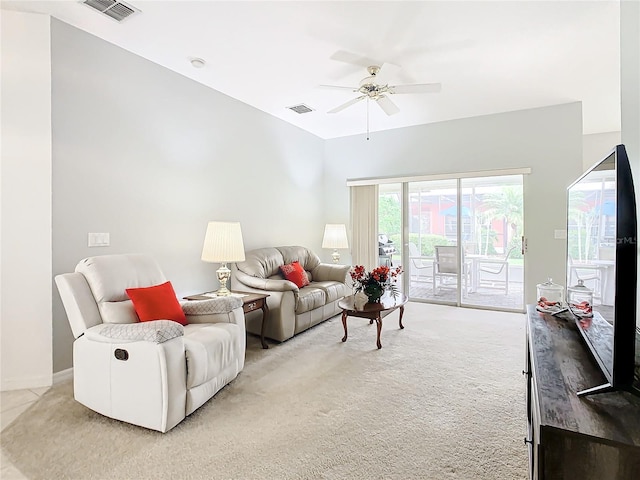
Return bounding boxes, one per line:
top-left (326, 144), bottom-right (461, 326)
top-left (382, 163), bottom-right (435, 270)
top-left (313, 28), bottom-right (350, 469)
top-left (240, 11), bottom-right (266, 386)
top-left (328, 95), bottom-right (366, 114)
top-left (376, 96), bottom-right (400, 116)
top-left (388, 83), bottom-right (442, 94)
top-left (318, 84), bottom-right (358, 92)
top-left (330, 50), bottom-right (380, 68)
top-left (374, 62), bottom-right (401, 85)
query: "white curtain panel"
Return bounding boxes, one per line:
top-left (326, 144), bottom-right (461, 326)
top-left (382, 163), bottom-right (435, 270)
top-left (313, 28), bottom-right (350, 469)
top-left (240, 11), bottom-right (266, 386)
top-left (350, 184), bottom-right (378, 271)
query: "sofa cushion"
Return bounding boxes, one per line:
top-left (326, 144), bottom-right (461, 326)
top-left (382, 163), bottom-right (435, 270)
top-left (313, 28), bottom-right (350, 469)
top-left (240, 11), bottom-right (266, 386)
top-left (310, 280), bottom-right (349, 303)
top-left (126, 281), bottom-right (188, 326)
top-left (99, 300), bottom-right (139, 325)
top-left (236, 247), bottom-right (284, 279)
top-left (184, 323), bottom-right (241, 389)
top-left (295, 287), bottom-right (326, 314)
top-left (280, 261), bottom-right (310, 288)
top-left (277, 246), bottom-right (321, 272)
top-left (77, 254), bottom-right (167, 303)
top-left (76, 254), bottom-right (168, 324)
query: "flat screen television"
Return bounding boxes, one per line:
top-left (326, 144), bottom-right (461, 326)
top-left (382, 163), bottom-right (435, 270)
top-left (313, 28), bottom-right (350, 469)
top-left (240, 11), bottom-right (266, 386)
top-left (566, 144), bottom-right (639, 396)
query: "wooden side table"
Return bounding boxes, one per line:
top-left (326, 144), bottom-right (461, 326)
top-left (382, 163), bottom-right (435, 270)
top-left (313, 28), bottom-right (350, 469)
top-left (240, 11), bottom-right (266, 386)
top-left (183, 291), bottom-right (271, 349)
top-left (338, 294), bottom-right (408, 349)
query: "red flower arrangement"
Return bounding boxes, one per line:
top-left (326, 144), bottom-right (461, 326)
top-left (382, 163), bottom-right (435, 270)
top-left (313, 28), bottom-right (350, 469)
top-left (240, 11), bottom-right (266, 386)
top-left (350, 264), bottom-right (403, 302)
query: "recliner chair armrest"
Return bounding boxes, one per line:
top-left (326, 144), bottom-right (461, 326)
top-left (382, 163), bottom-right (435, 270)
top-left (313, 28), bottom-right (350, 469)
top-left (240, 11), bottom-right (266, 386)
top-left (185, 306), bottom-right (246, 326)
top-left (181, 297), bottom-right (246, 325)
top-left (234, 270), bottom-right (299, 292)
top-left (312, 263), bottom-right (350, 283)
top-left (181, 296), bottom-right (242, 314)
top-left (85, 320), bottom-right (184, 344)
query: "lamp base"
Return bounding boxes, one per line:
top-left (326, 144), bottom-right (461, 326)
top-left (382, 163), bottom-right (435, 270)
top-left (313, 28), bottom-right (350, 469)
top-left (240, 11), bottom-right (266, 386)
top-left (215, 263), bottom-right (232, 296)
top-left (331, 249), bottom-right (340, 264)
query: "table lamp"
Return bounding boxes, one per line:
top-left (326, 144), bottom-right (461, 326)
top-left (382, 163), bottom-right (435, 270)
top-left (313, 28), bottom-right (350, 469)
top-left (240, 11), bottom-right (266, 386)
top-left (322, 223), bottom-right (349, 263)
top-left (201, 221), bottom-right (246, 296)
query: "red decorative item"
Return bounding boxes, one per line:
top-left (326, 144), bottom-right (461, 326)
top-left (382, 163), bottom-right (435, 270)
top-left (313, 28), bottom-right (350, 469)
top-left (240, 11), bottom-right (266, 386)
top-left (126, 281), bottom-right (188, 325)
top-left (280, 261), bottom-right (310, 288)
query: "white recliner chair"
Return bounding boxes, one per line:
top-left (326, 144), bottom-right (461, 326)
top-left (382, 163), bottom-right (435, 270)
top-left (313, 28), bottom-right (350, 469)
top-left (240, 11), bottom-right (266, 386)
top-left (55, 254), bottom-right (246, 433)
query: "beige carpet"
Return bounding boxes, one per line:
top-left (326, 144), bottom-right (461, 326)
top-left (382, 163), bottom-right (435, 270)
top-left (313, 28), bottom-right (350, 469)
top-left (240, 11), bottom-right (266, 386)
top-left (1, 303), bottom-right (528, 480)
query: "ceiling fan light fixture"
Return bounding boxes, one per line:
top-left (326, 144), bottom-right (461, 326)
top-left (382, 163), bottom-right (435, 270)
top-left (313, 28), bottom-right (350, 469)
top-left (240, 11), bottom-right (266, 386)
top-left (359, 76), bottom-right (378, 88)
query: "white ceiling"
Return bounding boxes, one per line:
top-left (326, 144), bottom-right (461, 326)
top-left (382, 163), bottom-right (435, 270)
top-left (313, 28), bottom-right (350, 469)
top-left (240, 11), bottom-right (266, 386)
top-left (2, 0), bottom-right (621, 139)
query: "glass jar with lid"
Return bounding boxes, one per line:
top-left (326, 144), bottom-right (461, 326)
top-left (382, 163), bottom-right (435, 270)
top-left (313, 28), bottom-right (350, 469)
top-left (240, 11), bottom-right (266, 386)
top-left (536, 278), bottom-right (564, 305)
top-left (567, 279), bottom-right (593, 307)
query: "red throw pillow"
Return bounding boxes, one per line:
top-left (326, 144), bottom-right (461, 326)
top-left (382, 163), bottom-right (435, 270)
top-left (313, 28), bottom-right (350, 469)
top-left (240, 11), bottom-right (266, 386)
top-left (126, 281), bottom-right (188, 326)
top-left (280, 261), bottom-right (310, 288)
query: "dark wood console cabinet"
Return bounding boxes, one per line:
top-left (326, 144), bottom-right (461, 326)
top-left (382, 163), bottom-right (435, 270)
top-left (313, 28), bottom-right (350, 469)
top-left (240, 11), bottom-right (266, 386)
top-left (525, 305), bottom-right (640, 480)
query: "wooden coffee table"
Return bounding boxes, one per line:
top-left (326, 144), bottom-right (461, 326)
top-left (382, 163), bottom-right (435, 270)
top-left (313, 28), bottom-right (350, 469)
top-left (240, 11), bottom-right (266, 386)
top-left (338, 294), bottom-right (408, 349)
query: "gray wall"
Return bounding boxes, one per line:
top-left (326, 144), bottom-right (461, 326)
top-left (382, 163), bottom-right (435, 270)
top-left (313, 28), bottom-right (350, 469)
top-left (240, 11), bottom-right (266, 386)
top-left (583, 132), bottom-right (622, 171)
top-left (323, 103), bottom-right (585, 305)
top-left (620, 0), bottom-right (639, 327)
top-left (51, 20), bottom-right (325, 371)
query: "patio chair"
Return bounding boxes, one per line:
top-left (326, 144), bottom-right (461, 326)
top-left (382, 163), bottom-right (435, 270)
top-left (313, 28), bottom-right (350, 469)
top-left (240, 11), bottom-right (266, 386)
top-left (476, 246), bottom-right (516, 294)
top-left (408, 242), bottom-right (434, 284)
top-left (433, 245), bottom-right (472, 295)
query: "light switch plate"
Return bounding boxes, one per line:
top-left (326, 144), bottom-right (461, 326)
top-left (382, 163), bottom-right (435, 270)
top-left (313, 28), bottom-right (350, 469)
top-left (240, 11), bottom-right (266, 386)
top-left (88, 232), bottom-right (110, 247)
top-left (554, 229), bottom-right (567, 239)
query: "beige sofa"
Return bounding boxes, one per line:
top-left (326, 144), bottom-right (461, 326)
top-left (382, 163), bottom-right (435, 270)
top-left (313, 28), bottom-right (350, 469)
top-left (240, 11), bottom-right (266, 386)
top-left (231, 246), bottom-right (350, 343)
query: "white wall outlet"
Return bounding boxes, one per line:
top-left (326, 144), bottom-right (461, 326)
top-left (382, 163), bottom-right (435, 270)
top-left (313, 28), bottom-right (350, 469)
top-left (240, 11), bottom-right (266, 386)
top-left (88, 232), bottom-right (110, 247)
top-left (554, 229), bottom-right (567, 239)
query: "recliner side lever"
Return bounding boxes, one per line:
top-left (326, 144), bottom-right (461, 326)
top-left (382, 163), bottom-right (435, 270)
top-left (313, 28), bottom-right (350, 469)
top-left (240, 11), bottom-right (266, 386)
top-left (114, 349), bottom-right (129, 361)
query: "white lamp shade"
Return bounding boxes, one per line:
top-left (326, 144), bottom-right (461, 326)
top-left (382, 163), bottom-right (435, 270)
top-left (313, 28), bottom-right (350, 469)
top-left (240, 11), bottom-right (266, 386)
top-left (322, 224), bottom-right (349, 249)
top-left (201, 221), bottom-right (246, 263)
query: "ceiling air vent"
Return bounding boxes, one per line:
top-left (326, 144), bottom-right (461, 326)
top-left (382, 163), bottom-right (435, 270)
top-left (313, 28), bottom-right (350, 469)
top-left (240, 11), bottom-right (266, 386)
top-left (81, 0), bottom-right (140, 22)
top-left (287, 104), bottom-right (315, 114)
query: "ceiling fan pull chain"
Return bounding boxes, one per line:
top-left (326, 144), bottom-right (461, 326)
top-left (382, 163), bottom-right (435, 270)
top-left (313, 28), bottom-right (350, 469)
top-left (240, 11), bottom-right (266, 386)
top-left (366, 98), bottom-right (370, 140)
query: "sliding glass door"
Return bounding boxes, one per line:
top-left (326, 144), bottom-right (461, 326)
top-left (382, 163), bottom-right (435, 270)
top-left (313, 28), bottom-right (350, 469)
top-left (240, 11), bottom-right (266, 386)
top-left (406, 179), bottom-right (462, 304)
top-left (378, 174), bottom-right (524, 312)
top-left (459, 175), bottom-right (524, 311)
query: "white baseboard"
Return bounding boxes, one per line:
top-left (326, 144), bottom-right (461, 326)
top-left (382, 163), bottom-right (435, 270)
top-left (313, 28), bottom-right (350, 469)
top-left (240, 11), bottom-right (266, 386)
top-left (53, 367), bottom-right (73, 384)
top-left (1, 374), bottom-right (52, 392)
top-left (0, 369), bottom-right (73, 391)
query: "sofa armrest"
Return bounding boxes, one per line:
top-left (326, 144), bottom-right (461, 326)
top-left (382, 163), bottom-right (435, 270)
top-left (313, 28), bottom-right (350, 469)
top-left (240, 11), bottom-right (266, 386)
top-left (312, 263), bottom-right (350, 283)
top-left (234, 270), bottom-right (299, 292)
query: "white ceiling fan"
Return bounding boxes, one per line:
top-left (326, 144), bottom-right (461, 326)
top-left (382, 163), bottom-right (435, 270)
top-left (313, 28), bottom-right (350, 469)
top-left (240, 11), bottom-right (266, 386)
top-left (321, 50), bottom-right (442, 116)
